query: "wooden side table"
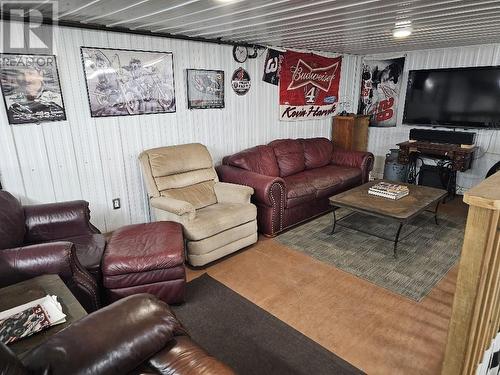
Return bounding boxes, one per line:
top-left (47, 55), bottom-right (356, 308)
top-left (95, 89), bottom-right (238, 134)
top-left (0, 275), bottom-right (87, 357)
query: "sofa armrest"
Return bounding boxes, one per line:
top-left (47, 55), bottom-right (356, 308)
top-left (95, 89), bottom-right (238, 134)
top-left (0, 242), bottom-right (74, 285)
top-left (150, 196), bottom-right (196, 220)
top-left (0, 242), bottom-right (100, 312)
top-left (214, 182), bottom-right (254, 204)
top-left (331, 149), bottom-right (374, 183)
top-left (22, 294), bottom-right (185, 375)
top-left (145, 336), bottom-right (235, 375)
top-left (23, 200), bottom-right (99, 243)
top-left (216, 165), bottom-right (285, 207)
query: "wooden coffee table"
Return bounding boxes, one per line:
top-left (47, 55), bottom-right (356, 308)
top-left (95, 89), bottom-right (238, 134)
top-left (329, 180), bottom-right (447, 258)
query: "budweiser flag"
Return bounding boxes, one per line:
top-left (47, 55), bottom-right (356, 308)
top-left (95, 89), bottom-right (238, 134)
top-left (279, 51), bottom-right (342, 121)
top-left (358, 57), bottom-right (405, 127)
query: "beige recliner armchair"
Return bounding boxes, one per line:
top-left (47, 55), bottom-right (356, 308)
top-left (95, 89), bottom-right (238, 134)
top-left (139, 143), bottom-right (258, 266)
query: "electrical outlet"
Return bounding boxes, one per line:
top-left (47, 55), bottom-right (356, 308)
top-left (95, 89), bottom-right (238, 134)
top-left (112, 198), bottom-right (121, 210)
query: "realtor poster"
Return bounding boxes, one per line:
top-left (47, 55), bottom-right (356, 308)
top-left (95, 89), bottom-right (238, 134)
top-left (279, 51), bottom-right (342, 121)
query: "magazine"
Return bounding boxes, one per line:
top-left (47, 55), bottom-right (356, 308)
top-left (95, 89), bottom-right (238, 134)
top-left (0, 295), bottom-right (66, 345)
top-left (369, 182), bottom-right (409, 200)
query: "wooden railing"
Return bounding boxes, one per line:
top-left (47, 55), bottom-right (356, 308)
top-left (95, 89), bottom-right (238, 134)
top-left (442, 171), bottom-right (500, 375)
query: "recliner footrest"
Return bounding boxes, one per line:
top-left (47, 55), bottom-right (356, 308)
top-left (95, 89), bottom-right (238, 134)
top-left (102, 222), bottom-right (186, 304)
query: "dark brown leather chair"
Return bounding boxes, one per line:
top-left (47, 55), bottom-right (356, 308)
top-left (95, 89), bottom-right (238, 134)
top-left (0, 294), bottom-right (235, 375)
top-left (0, 191), bottom-right (102, 312)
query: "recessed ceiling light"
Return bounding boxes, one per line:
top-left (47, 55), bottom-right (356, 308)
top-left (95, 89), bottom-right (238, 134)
top-left (393, 28), bottom-right (412, 38)
top-left (393, 20), bottom-right (412, 39)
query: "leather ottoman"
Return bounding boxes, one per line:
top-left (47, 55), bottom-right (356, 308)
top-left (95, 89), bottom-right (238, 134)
top-left (102, 222), bottom-right (186, 304)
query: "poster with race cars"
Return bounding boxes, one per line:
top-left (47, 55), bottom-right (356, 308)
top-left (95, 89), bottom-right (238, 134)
top-left (186, 69), bottom-right (224, 109)
top-left (80, 47), bottom-right (176, 117)
top-left (358, 57), bottom-right (405, 127)
top-left (262, 48), bottom-right (284, 85)
top-left (0, 54), bottom-right (66, 124)
top-left (279, 51), bottom-right (342, 121)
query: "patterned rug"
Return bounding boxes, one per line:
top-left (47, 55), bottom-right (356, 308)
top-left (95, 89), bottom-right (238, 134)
top-left (275, 209), bottom-right (465, 301)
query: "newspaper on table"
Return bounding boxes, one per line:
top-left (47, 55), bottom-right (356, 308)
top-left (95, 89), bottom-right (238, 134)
top-left (0, 295), bottom-right (66, 344)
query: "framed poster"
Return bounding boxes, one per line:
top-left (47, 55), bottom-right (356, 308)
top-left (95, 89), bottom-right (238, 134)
top-left (358, 57), bottom-right (405, 127)
top-left (80, 47), bottom-right (176, 117)
top-left (279, 51), bottom-right (342, 121)
top-left (186, 69), bottom-right (224, 109)
top-left (0, 54), bottom-right (66, 124)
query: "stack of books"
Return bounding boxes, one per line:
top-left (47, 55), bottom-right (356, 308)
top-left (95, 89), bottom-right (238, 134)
top-left (0, 295), bottom-right (66, 345)
top-left (368, 181), bottom-right (409, 200)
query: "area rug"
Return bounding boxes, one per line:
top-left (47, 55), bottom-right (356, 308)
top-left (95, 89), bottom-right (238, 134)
top-left (171, 274), bottom-right (363, 375)
top-left (275, 210), bottom-right (465, 301)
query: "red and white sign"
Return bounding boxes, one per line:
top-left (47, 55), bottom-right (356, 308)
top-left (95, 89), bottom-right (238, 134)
top-left (279, 51), bottom-right (342, 121)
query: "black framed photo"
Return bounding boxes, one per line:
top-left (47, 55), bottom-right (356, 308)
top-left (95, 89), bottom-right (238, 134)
top-left (0, 54), bottom-right (67, 124)
top-left (80, 47), bottom-right (176, 117)
top-left (186, 69), bottom-right (224, 109)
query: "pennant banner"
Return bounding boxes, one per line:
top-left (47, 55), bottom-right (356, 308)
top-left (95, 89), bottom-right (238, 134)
top-left (358, 57), bottom-right (405, 127)
top-left (262, 48), bottom-right (284, 86)
top-left (279, 51), bottom-right (342, 121)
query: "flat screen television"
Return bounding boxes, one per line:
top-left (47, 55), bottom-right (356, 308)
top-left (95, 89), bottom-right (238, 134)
top-left (403, 66), bottom-right (500, 129)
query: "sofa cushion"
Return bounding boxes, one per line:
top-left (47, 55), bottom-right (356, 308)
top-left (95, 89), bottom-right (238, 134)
top-left (302, 165), bottom-right (362, 198)
top-left (283, 173), bottom-right (316, 208)
top-left (61, 233), bottom-right (106, 275)
top-left (269, 139), bottom-right (306, 177)
top-left (146, 143), bottom-right (213, 178)
top-left (224, 145), bottom-right (279, 177)
top-left (183, 202), bottom-right (257, 241)
top-left (301, 138), bottom-right (333, 169)
top-left (0, 191), bottom-right (25, 250)
top-left (160, 181), bottom-right (217, 210)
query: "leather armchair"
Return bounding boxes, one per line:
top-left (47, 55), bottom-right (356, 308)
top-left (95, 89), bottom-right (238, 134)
top-left (0, 294), bottom-right (234, 375)
top-left (139, 143), bottom-right (258, 267)
top-left (0, 191), bottom-right (102, 311)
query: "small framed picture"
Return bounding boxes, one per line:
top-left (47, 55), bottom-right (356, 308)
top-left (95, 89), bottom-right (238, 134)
top-left (0, 54), bottom-right (67, 124)
top-left (186, 69), bottom-right (224, 109)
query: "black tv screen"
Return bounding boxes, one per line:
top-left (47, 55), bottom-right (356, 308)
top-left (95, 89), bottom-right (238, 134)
top-left (403, 66), bottom-right (500, 129)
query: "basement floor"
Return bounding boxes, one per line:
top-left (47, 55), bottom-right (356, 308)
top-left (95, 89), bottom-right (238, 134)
top-left (186, 197), bottom-right (468, 375)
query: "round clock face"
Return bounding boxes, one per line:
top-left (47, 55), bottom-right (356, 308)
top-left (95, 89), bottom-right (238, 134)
top-left (233, 45), bottom-right (248, 63)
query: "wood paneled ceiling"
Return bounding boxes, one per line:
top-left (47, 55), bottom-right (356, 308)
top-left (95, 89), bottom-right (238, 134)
top-left (33, 0), bottom-right (500, 53)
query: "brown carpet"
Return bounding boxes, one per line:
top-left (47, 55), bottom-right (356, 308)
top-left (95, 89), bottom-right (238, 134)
top-left (276, 209), bottom-right (465, 301)
top-left (172, 274), bottom-right (364, 375)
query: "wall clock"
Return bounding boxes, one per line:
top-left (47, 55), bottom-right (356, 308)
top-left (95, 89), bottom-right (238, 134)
top-left (232, 45), bottom-right (248, 63)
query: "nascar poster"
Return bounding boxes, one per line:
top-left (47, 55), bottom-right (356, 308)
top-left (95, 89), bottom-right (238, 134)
top-left (358, 57), bottom-right (405, 127)
top-left (279, 51), bottom-right (342, 121)
top-left (262, 48), bottom-right (284, 86)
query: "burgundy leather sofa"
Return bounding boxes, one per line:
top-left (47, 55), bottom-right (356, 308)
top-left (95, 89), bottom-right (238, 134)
top-left (0, 294), bottom-right (234, 375)
top-left (0, 191), bottom-right (101, 312)
top-left (218, 137), bottom-right (374, 236)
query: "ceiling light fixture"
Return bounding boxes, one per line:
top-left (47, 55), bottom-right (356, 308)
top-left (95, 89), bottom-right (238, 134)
top-left (393, 20), bottom-right (412, 39)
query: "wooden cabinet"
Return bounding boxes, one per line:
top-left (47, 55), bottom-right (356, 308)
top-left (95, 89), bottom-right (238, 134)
top-left (331, 115), bottom-right (370, 151)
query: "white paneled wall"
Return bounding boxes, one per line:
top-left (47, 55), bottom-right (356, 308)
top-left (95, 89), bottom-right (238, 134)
top-left (0, 21), bottom-right (361, 232)
top-left (365, 43), bottom-right (500, 192)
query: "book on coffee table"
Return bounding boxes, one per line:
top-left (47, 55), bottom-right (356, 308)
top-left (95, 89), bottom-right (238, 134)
top-left (368, 181), bottom-right (409, 200)
top-left (0, 295), bottom-right (66, 345)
